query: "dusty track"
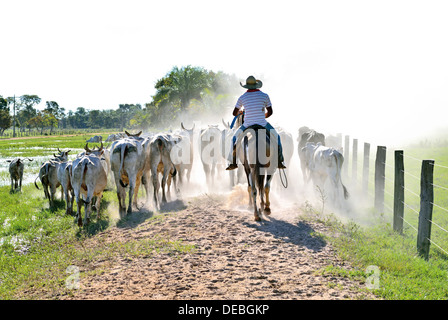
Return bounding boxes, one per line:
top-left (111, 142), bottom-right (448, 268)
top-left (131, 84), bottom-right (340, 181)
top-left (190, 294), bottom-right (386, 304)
top-left (59, 191), bottom-right (376, 300)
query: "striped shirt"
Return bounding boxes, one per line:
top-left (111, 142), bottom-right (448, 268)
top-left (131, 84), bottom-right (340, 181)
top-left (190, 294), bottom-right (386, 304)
top-left (235, 89), bottom-right (271, 127)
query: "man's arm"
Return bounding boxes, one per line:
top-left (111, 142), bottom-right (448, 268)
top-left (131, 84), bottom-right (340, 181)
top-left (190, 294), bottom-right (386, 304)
top-left (232, 107), bottom-right (243, 117)
top-left (265, 106), bottom-right (273, 118)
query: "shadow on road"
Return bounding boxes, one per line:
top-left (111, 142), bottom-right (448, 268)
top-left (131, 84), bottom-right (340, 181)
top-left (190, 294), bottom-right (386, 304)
top-left (244, 217), bottom-right (327, 252)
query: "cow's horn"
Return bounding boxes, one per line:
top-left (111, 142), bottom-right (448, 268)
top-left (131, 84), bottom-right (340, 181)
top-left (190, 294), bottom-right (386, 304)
top-left (222, 119), bottom-right (229, 129)
top-left (85, 143), bottom-right (92, 153)
top-left (98, 142), bottom-right (103, 151)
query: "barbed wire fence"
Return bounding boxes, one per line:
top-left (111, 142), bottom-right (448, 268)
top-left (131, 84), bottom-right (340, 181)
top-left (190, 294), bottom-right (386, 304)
top-left (341, 135), bottom-right (448, 261)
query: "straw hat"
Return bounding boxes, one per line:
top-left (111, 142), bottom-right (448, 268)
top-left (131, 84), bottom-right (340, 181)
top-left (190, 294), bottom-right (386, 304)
top-left (240, 75), bottom-right (263, 89)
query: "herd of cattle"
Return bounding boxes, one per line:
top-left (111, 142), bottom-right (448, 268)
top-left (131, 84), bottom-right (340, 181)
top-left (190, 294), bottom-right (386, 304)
top-left (5, 123), bottom-right (350, 225)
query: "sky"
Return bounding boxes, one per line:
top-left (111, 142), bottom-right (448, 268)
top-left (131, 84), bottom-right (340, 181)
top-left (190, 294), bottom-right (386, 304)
top-left (1, 0), bottom-right (447, 146)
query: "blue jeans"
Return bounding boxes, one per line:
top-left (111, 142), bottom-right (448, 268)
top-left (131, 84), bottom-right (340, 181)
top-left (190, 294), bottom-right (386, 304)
top-left (230, 122), bottom-right (283, 161)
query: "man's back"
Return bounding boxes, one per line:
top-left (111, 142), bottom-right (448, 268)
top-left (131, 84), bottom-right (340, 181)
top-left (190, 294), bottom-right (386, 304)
top-left (235, 90), bottom-right (271, 127)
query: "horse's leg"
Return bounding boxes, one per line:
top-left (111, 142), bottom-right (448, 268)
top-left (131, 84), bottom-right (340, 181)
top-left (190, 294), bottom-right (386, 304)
top-left (258, 174), bottom-right (265, 213)
top-left (251, 169), bottom-right (260, 221)
top-left (264, 174), bottom-right (272, 215)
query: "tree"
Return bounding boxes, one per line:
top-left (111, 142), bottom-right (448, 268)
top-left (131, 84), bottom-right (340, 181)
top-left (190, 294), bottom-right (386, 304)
top-left (153, 65), bottom-right (212, 111)
top-left (16, 95), bottom-right (41, 133)
top-left (0, 97), bottom-right (12, 135)
top-left (45, 101), bottom-right (65, 132)
top-left (74, 107), bottom-right (88, 128)
top-left (117, 104), bottom-right (141, 131)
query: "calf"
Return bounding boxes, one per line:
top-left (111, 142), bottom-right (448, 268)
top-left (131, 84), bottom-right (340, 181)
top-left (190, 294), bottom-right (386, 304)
top-left (6, 158), bottom-right (33, 193)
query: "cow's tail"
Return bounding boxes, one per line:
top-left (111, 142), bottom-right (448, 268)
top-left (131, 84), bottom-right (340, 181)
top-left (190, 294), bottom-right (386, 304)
top-left (81, 159), bottom-right (90, 204)
top-left (334, 153), bottom-right (349, 199)
top-left (34, 175), bottom-right (40, 190)
top-left (34, 162), bottom-right (51, 190)
top-left (156, 137), bottom-right (177, 177)
top-left (119, 144), bottom-right (128, 188)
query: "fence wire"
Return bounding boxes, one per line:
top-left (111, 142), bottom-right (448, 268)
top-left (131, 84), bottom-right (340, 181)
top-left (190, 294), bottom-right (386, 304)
top-left (357, 144), bottom-right (448, 258)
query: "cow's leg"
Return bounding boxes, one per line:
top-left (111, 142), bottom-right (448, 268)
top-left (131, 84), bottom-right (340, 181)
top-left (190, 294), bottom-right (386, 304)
top-left (142, 172), bottom-right (151, 206)
top-left (133, 173), bottom-right (142, 210)
top-left (95, 192), bottom-right (103, 220)
top-left (114, 175), bottom-right (126, 217)
top-left (127, 175), bottom-right (136, 215)
top-left (166, 173), bottom-right (172, 201)
top-left (49, 185), bottom-right (57, 208)
top-left (75, 192), bottom-right (83, 227)
top-left (62, 186), bottom-right (69, 214)
top-left (203, 164), bottom-right (210, 186)
top-left (68, 188), bottom-right (74, 215)
top-left (151, 171), bottom-right (159, 209)
top-left (186, 167), bottom-right (192, 183)
top-left (10, 177), bottom-right (14, 193)
top-left (229, 170), bottom-right (235, 188)
top-left (19, 176), bottom-right (23, 193)
top-left (161, 169), bottom-right (169, 204)
top-left (84, 188), bottom-right (94, 225)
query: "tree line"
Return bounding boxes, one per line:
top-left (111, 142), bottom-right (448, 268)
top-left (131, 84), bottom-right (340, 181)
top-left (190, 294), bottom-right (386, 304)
top-left (0, 66), bottom-right (241, 136)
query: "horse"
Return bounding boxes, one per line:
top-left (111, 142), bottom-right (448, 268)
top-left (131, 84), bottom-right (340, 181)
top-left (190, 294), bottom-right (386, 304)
top-left (235, 124), bottom-right (278, 221)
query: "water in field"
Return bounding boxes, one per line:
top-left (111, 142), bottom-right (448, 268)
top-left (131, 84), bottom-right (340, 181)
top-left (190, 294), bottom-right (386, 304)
top-left (0, 151), bottom-right (82, 188)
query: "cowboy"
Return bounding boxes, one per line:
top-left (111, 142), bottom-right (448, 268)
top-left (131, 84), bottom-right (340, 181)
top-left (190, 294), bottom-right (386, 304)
top-left (225, 75), bottom-right (287, 170)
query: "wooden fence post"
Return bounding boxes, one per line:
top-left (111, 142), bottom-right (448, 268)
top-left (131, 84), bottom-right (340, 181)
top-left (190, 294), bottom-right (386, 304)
top-left (344, 135), bottom-right (350, 179)
top-left (352, 139), bottom-right (358, 185)
top-left (393, 150), bottom-right (404, 234)
top-left (417, 160), bottom-right (435, 260)
top-left (375, 146), bottom-right (386, 212)
top-left (363, 142), bottom-right (370, 195)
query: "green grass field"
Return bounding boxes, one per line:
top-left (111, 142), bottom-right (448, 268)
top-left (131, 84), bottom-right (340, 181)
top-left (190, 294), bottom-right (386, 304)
top-left (0, 133), bottom-right (194, 299)
top-left (328, 143), bottom-right (448, 299)
top-left (1, 134), bottom-right (448, 299)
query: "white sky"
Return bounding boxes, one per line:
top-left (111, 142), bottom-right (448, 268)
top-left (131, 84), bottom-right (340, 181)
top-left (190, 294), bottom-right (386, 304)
top-left (1, 0), bottom-right (447, 146)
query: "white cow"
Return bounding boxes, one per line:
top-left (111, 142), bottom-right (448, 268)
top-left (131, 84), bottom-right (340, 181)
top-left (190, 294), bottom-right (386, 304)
top-left (34, 150), bottom-right (71, 207)
top-left (57, 160), bottom-right (74, 216)
top-left (199, 125), bottom-right (224, 187)
top-left (86, 135), bottom-right (102, 143)
top-left (110, 131), bottom-right (150, 217)
top-left (301, 142), bottom-right (349, 208)
top-left (149, 133), bottom-right (178, 209)
top-left (6, 158), bottom-right (33, 193)
top-left (71, 152), bottom-right (108, 227)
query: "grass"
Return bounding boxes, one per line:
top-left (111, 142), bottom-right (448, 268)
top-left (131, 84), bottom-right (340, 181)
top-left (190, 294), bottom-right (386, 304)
top-left (0, 183), bottom-right (195, 299)
top-left (0, 135), bottom-right (194, 299)
top-left (307, 143), bottom-right (448, 299)
top-left (2, 134), bottom-right (448, 299)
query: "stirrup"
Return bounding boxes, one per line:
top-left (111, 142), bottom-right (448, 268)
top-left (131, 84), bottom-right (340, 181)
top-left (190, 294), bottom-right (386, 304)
top-left (226, 163), bottom-right (238, 170)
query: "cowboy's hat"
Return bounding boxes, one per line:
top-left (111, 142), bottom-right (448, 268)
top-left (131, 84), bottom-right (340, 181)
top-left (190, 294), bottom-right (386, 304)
top-left (240, 75), bottom-right (263, 89)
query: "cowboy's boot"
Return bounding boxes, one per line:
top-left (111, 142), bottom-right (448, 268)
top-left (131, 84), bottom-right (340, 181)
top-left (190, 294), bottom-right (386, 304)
top-left (225, 145), bottom-right (238, 170)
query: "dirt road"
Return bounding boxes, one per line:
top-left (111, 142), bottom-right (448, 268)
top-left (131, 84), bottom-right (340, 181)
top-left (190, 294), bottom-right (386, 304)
top-left (58, 189), bottom-right (375, 300)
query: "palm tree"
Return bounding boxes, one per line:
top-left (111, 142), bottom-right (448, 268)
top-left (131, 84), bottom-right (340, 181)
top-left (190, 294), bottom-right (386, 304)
top-left (153, 65), bottom-right (212, 111)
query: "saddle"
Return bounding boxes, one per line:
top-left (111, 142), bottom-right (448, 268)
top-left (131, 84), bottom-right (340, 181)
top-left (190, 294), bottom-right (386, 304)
top-left (242, 124), bottom-right (279, 168)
